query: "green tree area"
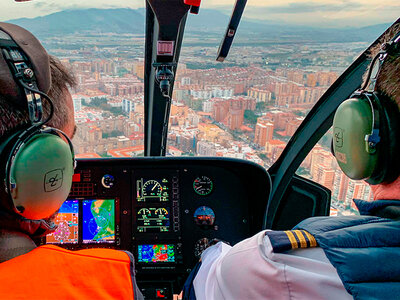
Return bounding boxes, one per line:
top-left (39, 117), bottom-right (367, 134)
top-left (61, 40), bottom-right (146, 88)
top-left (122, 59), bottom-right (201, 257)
top-left (293, 109), bottom-right (308, 117)
top-left (297, 166), bottom-right (311, 177)
top-left (258, 153), bottom-right (268, 160)
top-left (189, 99), bottom-right (203, 111)
top-left (99, 152), bottom-right (112, 158)
top-left (183, 152), bottom-right (195, 156)
top-left (255, 101), bottom-right (275, 113)
top-left (244, 110), bottom-right (258, 125)
top-left (83, 97), bottom-right (125, 116)
top-left (102, 130), bottom-right (124, 139)
top-left (186, 62), bottom-right (235, 70)
top-left (319, 131), bottom-right (333, 150)
top-left (117, 67), bottom-right (130, 77)
top-left (256, 102), bottom-right (267, 112)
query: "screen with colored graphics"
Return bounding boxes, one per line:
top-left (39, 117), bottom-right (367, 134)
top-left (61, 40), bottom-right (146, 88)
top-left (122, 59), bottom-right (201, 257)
top-left (137, 207), bottom-right (170, 233)
top-left (82, 199), bottom-right (115, 243)
top-left (136, 178), bottom-right (170, 203)
top-left (138, 244), bottom-right (175, 263)
top-left (46, 200), bottom-right (79, 244)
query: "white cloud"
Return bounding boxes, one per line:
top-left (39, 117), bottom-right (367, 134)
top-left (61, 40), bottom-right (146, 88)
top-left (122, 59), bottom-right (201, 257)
top-left (0, 0), bottom-right (143, 21)
top-left (0, 0), bottom-right (399, 27)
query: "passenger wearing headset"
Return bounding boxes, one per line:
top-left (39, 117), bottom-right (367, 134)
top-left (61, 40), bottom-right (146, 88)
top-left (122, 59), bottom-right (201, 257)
top-left (0, 23), bottom-right (142, 299)
top-left (183, 24), bottom-right (400, 300)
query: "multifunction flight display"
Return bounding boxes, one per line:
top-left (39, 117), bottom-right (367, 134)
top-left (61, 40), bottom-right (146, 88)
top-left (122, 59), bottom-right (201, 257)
top-left (137, 244), bottom-right (176, 263)
top-left (46, 198), bottom-right (118, 245)
top-left (136, 178), bottom-right (170, 202)
top-left (137, 207), bottom-right (170, 233)
top-left (82, 199), bottom-right (115, 243)
top-left (46, 200), bottom-right (79, 244)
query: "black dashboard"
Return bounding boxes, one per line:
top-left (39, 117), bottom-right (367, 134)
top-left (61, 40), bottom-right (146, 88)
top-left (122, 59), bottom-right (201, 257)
top-left (41, 157), bottom-right (271, 299)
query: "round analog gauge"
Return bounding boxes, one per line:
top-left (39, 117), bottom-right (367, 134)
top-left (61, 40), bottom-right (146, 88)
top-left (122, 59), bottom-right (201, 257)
top-left (137, 208), bottom-right (151, 217)
top-left (194, 238), bottom-right (209, 258)
top-left (193, 206), bottom-right (215, 226)
top-left (101, 174), bottom-right (114, 189)
top-left (155, 207), bottom-right (169, 217)
top-left (193, 176), bottom-right (213, 196)
top-left (143, 180), bottom-right (162, 197)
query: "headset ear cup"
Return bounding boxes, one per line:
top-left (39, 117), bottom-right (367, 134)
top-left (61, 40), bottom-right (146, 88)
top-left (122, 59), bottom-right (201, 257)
top-left (10, 132), bottom-right (74, 220)
top-left (368, 96), bottom-right (400, 184)
top-left (386, 101), bottom-right (400, 181)
top-left (333, 97), bottom-right (378, 180)
top-left (0, 129), bottom-right (26, 212)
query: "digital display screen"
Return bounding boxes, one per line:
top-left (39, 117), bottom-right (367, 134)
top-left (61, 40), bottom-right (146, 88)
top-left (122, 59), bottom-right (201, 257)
top-left (136, 178), bottom-right (169, 203)
top-left (46, 200), bottom-right (79, 244)
top-left (138, 244), bottom-right (175, 263)
top-left (137, 207), bottom-right (170, 233)
top-left (82, 199), bottom-right (115, 244)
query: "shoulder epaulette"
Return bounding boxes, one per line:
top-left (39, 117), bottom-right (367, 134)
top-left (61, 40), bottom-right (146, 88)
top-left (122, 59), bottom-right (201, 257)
top-left (265, 230), bottom-right (318, 253)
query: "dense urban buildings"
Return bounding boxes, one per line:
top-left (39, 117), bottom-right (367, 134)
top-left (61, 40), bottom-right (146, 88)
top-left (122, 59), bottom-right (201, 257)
top-left (48, 34), bottom-right (371, 216)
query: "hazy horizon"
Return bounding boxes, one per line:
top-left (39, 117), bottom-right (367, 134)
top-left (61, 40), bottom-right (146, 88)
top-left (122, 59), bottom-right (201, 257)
top-left (0, 0), bottom-right (399, 28)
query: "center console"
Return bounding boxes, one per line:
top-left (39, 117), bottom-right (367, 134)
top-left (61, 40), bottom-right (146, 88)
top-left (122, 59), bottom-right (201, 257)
top-left (41, 157), bottom-right (271, 298)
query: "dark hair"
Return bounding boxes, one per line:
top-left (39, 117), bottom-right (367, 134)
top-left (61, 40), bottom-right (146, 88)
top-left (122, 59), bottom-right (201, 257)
top-left (365, 23), bottom-right (400, 109)
top-left (0, 55), bottom-right (76, 136)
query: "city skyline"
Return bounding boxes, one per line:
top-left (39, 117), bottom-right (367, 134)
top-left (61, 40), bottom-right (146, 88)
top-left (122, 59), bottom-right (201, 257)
top-left (22, 16), bottom-right (370, 215)
top-left (0, 1), bottom-right (386, 216)
top-left (0, 0), bottom-right (398, 28)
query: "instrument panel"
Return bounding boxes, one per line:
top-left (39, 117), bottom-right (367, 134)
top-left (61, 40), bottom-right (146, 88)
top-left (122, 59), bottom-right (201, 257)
top-left (42, 157), bottom-right (270, 298)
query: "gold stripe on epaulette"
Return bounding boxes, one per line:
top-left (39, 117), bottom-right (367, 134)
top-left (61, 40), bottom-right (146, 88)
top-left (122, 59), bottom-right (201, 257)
top-left (284, 230), bottom-right (299, 249)
top-left (303, 230), bottom-right (317, 247)
top-left (293, 230), bottom-right (307, 248)
top-left (265, 230), bottom-right (319, 253)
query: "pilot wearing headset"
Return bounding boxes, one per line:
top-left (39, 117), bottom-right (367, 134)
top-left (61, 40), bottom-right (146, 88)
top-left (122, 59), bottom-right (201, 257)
top-left (183, 24), bottom-right (400, 300)
top-left (0, 23), bottom-right (142, 299)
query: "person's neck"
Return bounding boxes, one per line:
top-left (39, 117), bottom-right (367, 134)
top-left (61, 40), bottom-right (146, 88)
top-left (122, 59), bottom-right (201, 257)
top-left (0, 229), bottom-right (36, 263)
top-left (371, 176), bottom-right (400, 201)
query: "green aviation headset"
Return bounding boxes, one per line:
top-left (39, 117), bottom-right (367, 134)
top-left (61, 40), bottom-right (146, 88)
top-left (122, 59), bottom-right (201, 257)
top-left (332, 32), bottom-right (400, 185)
top-left (0, 24), bottom-right (75, 220)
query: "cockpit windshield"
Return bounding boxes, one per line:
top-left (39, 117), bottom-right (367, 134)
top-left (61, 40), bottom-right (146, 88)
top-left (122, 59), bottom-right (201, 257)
top-left (1, 1), bottom-right (398, 218)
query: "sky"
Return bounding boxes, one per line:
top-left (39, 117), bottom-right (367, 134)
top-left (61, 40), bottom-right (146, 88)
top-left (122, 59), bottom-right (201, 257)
top-left (0, 0), bottom-right (399, 28)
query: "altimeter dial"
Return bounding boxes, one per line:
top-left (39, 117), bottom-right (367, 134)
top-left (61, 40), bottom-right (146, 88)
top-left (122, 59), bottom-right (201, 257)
top-left (193, 176), bottom-right (213, 196)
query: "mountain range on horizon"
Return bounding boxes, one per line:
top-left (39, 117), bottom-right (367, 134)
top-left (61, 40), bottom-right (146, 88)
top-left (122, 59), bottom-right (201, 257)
top-left (5, 8), bottom-right (392, 43)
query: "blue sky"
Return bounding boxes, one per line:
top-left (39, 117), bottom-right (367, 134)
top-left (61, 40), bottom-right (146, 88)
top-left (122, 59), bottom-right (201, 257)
top-left (1, 0), bottom-right (399, 27)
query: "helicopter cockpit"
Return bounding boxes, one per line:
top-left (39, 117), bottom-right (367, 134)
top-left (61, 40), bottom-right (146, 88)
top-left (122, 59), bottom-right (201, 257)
top-left (2, 0), bottom-right (399, 298)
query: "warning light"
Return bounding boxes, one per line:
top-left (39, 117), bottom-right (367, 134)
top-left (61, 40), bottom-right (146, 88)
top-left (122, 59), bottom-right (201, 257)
top-left (184, 0), bottom-right (201, 14)
top-left (183, 0), bottom-right (201, 6)
top-left (156, 289), bottom-right (166, 298)
top-left (72, 173), bottom-right (81, 182)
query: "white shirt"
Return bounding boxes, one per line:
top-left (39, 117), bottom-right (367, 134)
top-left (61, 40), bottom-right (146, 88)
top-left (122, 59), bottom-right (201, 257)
top-left (193, 230), bottom-right (353, 300)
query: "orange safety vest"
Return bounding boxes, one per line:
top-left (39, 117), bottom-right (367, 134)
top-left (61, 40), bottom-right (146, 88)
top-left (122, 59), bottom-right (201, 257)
top-left (0, 245), bottom-right (140, 299)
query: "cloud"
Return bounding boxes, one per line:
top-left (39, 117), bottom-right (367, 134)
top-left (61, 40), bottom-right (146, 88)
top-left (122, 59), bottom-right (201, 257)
top-left (32, 1), bottom-right (112, 11)
top-left (2, 0), bottom-right (398, 28)
top-left (32, 2), bottom-right (46, 9)
top-left (239, 1), bottom-right (399, 28)
top-left (263, 1), bottom-right (362, 14)
top-left (31, 1), bottom-right (77, 12)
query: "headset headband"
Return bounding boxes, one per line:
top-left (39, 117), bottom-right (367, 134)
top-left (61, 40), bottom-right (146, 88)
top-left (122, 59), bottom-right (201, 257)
top-left (0, 25), bottom-right (76, 220)
top-left (363, 32), bottom-right (400, 93)
top-left (0, 29), bottom-right (44, 125)
top-left (347, 32), bottom-right (400, 152)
